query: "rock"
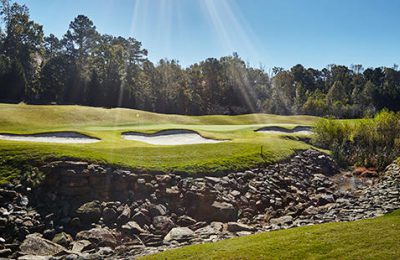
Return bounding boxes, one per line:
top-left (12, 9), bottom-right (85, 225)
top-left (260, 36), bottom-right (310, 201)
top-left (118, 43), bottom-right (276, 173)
top-left (76, 227), bottom-right (117, 248)
top-left (164, 227), bottom-right (194, 243)
top-left (140, 233), bottom-right (164, 247)
top-left (230, 190), bottom-right (241, 197)
top-left (194, 222), bottom-right (224, 238)
top-left (360, 170), bottom-right (378, 178)
top-left (121, 221), bottom-right (146, 235)
top-left (317, 194), bottom-right (335, 205)
top-left (17, 255), bottom-right (50, 260)
top-left (70, 217), bottom-right (80, 228)
top-left (227, 222), bottom-right (255, 232)
top-left (155, 174), bottom-right (172, 184)
top-left (20, 233), bottom-right (66, 256)
top-left (0, 248), bottom-right (12, 257)
top-left (0, 189), bottom-right (17, 199)
top-left (237, 231), bottom-right (252, 237)
top-left (177, 215), bottom-right (197, 227)
top-left (152, 216), bottom-right (175, 235)
top-left (52, 232), bottom-right (73, 247)
top-left (42, 229), bottom-right (56, 240)
top-left (132, 211), bottom-right (151, 227)
top-left (71, 240), bottom-right (91, 253)
top-left (117, 205), bottom-right (131, 224)
top-left (102, 207), bottom-right (118, 224)
top-left (95, 247), bottom-right (114, 257)
top-left (148, 204), bottom-right (167, 217)
top-left (270, 216), bottom-right (293, 226)
top-left (208, 201), bottom-right (237, 222)
top-left (75, 201), bottom-right (101, 224)
top-left (0, 217), bottom-right (8, 226)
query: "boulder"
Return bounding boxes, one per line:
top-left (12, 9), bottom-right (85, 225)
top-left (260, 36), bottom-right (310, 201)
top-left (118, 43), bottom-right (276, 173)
top-left (164, 227), bottom-right (194, 243)
top-left (132, 211), bottom-right (151, 227)
top-left (269, 216), bottom-right (293, 226)
top-left (152, 216), bottom-right (175, 235)
top-left (227, 222), bottom-right (255, 232)
top-left (148, 204), bottom-right (168, 217)
top-left (75, 201), bottom-right (101, 223)
top-left (20, 233), bottom-right (66, 256)
top-left (117, 205), bottom-right (131, 225)
top-left (102, 207), bottom-right (118, 224)
top-left (71, 240), bottom-right (91, 253)
top-left (76, 227), bottom-right (117, 248)
top-left (52, 232), bottom-right (73, 247)
top-left (121, 221), bottom-right (146, 235)
top-left (208, 201), bottom-right (237, 222)
top-left (0, 248), bottom-right (12, 258)
top-left (317, 194), bottom-right (335, 206)
top-left (177, 215), bottom-right (197, 227)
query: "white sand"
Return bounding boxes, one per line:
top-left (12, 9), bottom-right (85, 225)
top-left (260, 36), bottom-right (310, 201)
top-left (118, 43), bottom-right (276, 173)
top-left (0, 134), bottom-right (100, 144)
top-left (122, 132), bottom-right (226, 145)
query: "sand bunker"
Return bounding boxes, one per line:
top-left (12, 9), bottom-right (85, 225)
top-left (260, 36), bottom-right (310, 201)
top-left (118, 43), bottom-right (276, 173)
top-left (256, 126), bottom-right (312, 135)
top-left (122, 129), bottom-right (227, 145)
top-left (0, 132), bottom-right (100, 144)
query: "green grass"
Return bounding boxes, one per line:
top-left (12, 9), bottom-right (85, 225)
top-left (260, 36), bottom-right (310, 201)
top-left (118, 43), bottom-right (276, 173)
top-left (142, 210), bottom-right (400, 260)
top-left (0, 103), bottom-right (319, 182)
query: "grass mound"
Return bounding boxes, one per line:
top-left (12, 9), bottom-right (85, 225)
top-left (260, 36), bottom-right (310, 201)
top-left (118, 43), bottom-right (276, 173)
top-left (142, 210), bottom-right (400, 259)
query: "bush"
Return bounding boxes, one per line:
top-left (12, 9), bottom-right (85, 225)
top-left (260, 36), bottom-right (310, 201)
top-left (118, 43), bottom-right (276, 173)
top-left (313, 110), bottom-right (400, 170)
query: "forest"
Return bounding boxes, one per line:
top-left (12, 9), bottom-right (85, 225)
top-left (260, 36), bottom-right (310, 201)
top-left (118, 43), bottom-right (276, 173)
top-left (1, 0), bottom-right (400, 117)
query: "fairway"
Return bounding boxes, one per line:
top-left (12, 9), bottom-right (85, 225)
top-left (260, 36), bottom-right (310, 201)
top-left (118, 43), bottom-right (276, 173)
top-left (0, 103), bottom-right (318, 182)
top-left (141, 210), bottom-right (400, 260)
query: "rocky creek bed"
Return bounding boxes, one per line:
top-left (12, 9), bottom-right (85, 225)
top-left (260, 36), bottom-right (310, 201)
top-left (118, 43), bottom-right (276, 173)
top-left (0, 149), bottom-right (399, 259)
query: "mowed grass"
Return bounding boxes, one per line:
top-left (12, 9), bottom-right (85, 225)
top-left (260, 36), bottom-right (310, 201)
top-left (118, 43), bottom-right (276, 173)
top-left (0, 103), bottom-right (319, 182)
top-left (142, 210), bottom-right (400, 260)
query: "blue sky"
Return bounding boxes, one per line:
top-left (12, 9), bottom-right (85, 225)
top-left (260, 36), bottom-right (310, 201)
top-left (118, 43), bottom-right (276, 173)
top-left (16, 0), bottom-right (400, 69)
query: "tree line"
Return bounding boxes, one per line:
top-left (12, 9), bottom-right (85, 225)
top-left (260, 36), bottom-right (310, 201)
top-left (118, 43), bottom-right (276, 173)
top-left (1, 0), bottom-right (400, 118)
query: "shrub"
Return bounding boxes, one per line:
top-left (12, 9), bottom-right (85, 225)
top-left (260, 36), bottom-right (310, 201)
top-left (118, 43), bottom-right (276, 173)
top-left (313, 110), bottom-right (400, 170)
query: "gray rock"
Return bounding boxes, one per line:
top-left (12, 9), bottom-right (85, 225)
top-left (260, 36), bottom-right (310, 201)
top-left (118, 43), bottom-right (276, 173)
top-left (121, 221), bottom-right (146, 235)
top-left (132, 211), bottom-right (151, 227)
top-left (75, 201), bottom-right (101, 223)
top-left (177, 215), bottom-right (197, 227)
top-left (102, 207), bottom-right (117, 224)
top-left (148, 204), bottom-right (168, 217)
top-left (52, 232), bottom-right (73, 247)
top-left (117, 204), bottom-right (131, 225)
top-left (227, 222), bottom-right (255, 232)
top-left (76, 227), bottom-right (117, 248)
top-left (209, 201), bottom-right (237, 222)
top-left (20, 233), bottom-right (66, 256)
top-left (270, 216), bottom-right (294, 226)
top-left (71, 240), bottom-right (91, 253)
top-left (152, 216), bottom-right (175, 235)
top-left (164, 227), bottom-right (194, 242)
top-left (317, 194), bottom-right (335, 205)
top-left (0, 248), bottom-right (12, 257)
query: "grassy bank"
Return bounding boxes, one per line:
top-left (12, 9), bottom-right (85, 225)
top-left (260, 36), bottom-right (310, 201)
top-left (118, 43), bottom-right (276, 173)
top-left (142, 210), bottom-right (400, 259)
top-left (0, 103), bottom-right (318, 182)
